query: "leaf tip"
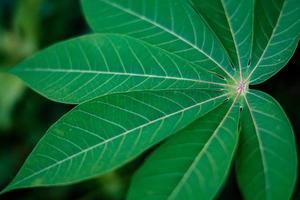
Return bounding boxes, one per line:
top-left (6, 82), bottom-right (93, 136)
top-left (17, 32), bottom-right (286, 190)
top-left (0, 186), bottom-right (12, 196)
top-left (8, 62), bottom-right (22, 74)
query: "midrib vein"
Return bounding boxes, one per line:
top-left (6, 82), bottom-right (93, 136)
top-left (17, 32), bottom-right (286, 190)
top-left (243, 94), bottom-right (270, 199)
top-left (17, 68), bottom-right (227, 87)
top-left (220, 0), bottom-right (243, 80)
top-left (167, 94), bottom-right (239, 199)
top-left (245, 0), bottom-right (286, 83)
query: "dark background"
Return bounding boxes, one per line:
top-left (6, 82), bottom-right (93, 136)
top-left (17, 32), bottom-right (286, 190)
top-left (0, 0), bottom-right (299, 199)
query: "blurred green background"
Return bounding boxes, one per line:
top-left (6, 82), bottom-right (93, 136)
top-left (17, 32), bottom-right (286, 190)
top-left (0, 0), bottom-right (299, 199)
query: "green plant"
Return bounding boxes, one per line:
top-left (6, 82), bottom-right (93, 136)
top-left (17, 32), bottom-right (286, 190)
top-left (1, 0), bottom-right (299, 199)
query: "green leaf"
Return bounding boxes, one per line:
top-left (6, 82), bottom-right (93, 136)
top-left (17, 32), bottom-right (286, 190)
top-left (11, 33), bottom-right (226, 104)
top-left (245, 0), bottom-right (300, 84)
top-left (1, 90), bottom-right (227, 193)
top-left (236, 90), bottom-right (297, 200)
top-left (127, 97), bottom-right (240, 199)
top-left (0, 74), bottom-right (24, 130)
top-left (12, 33), bottom-right (226, 104)
top-left (191, 0), bottom-right (254, 76)
top-left (81, 0), bottom-right (237, 81)
top-left (2, 0), bottom-right (299, 198)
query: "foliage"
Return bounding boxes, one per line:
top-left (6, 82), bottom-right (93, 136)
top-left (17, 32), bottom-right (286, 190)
top-left (1, 0), bottom-right (299, 199)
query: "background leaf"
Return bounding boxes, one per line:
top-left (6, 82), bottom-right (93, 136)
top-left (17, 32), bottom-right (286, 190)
top-left (1, 90), bottom-right (227, 193)
top-left (236, 90), bottom-right (297, 200)
top-left (0, 73), bottom-right (24, 130)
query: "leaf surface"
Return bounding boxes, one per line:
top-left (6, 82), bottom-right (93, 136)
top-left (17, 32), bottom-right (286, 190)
top-left (82, 0), bottom-right (236, 80)
top-left (191, 0), bottom-right (254, 75)
top-left (236, 90), bottom-right (297, 200)
top-left (1, 90), bottom-right (227, 193)
top-left (11, 34), bottom-right (225, 104)
top-left (245, 0), bottom-right (300, 84)
top-left (128, 97), bottom-right (240, 200)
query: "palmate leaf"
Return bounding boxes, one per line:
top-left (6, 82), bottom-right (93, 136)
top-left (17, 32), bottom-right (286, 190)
top-left (245, 0), bottom-right (300, 84)
top-left (82, 0), bottom-right (237, 81)
top-left (11, 34), bottom-right (225, 104)
top-left (1, 90), bottom-right (227, 193)
top-left (1, 0), bottom-right (298, 198)
top-left (127, 98), bottom-right (240, 200)
top-left (236, 90), bottom-right (297, 200)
